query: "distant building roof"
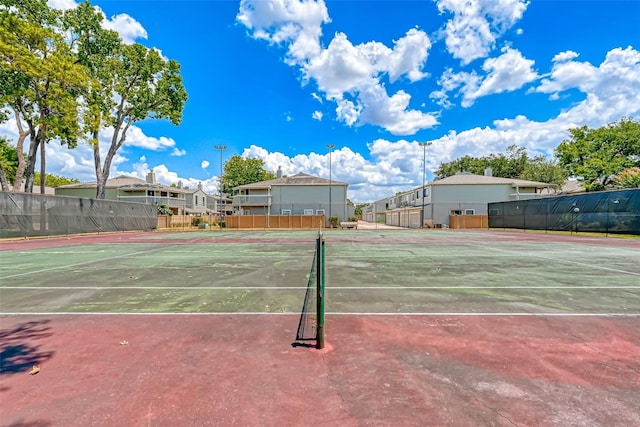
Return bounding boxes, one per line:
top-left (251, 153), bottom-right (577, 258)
top-left (432, 172), bottom-right (554, 188)
top-left (57, 175), bottom-right (187, 193)
top-left (235, 172), bottom-right (348, 190)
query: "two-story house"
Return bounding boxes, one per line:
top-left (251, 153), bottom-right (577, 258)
top-left (55, 170), bottom-right (188, 214)
top-left (232, 169), bottom-right (351, 224)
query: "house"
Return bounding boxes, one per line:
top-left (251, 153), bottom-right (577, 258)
top-left (55, 170), bottom-right (188, 214)
top-left (383, 170), bottom-right (557, 228)
top-left (231, 168), bottom-right (351, 223)
top-left (183, 182), bottom-right (210, 215)
top-left (361, 198), bottom-right (388, 223)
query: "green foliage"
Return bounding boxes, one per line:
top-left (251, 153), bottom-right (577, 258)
top-left (0, 138), bottom-right (19, 183)
top-left (555, 118), bottom-right (640, 191)
top-left (33, 172), bottom-right (78, 187)
top-left (329, 216), bottom-right (340, 228)
top-left (222, 155), bottom-right (276, 194)
top-left (613, 167), bottom-right (640, 189)
top-left (354, 203), bottom-right (367, 216)
top-left (435, 144), bottom-right (567, 187)
top-left (156, 202), bottom-right (172, 215)
top-left (0, 1), bottom-right (187, 198)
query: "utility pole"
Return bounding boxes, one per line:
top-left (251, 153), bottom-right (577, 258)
top-left (419, 142), bottom-right (432, 229)
top-left (326, 144), bottom-right (335, 227)
top-left (214, 145), bottom-right (227, 225)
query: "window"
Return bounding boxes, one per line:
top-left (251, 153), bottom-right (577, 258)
top-left (281, 209), bottom-right (292, 215)
top-left (464, 209), bottom-right (475, 215)
top-left (303, 209), bottom-right (314, 215)
top-left (450, 210), bottom-right (462, 215)
top-left (316, 209), bottom-right (325, 215)
top-left (423, 188), bottom-right (429, 197)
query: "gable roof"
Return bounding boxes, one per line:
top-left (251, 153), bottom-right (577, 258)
top-left (431, 172), bottom-right (554, 188)
top-left (235, 172), bottom-right (347, 189)
top-left (57, 175), bottom-right (187, 192)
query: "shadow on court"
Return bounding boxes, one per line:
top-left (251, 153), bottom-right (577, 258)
top-left (1, 313), bottom-right (639, 426)
top-left (0, 320), bottom-right (55, 376)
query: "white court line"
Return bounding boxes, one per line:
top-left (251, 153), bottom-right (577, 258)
top-left (466, 242), bottom-right (640, 277)
top-left (0, 246), bottom-right (181, 279)
top-left (2, 285), bottom-right (639, 290)
top-left (1, 311), bottom-right (638, 316)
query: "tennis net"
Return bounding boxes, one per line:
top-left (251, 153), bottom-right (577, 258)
top-left (294, 232), bottom-right (325, 348)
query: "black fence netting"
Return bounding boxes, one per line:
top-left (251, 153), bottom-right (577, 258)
top-left (488, 189), bottom-right (640, 234)
top-left (0, 192), bottom-right (157, 238)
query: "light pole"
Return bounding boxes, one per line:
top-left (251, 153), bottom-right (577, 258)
top-left (326, 144), bottom-right (335, 227)
top-left (214, 145), bottom-right (227, 225)
top-left (419, 142), bottom-right (432, 229)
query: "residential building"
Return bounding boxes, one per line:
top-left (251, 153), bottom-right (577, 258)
top-left (383, 170), bottom-right (557, 228)
top-left (361, 198), bottom-right (388, 223)
top-left (231, 169), bottom-right (351, 223)
top-left (183, 182), bottom-right (210, 215)
top-left (55, 171), bottom-right (188, 214)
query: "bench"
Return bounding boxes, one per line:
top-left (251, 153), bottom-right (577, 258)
top-left (340, 221), bottom-right (358, 229)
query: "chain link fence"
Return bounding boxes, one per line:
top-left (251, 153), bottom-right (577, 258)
top-left (1, 192), bottom-right (157, 238)
top-left (488, 189), bottom-right (640, 234)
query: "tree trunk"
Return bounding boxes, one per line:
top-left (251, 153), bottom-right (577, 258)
top-left (40, 138), bottom-right (46, 193)
top-left (0, 163), bottom-right (10, 191)
top-left (92, 130), bottom-right (106, 199)
top-left (23, 135), bottom-right (41, 194)
top-left (11, 109), bottom-right (32, 192)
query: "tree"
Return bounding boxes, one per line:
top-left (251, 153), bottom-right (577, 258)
top-left (613, 167), bottom-right (640, 189)
top-left (555, 118), bottom-right (640, 191)
top-left (354, 203), bottom-right (367, 216)
top-left (221, 155), bottom-right (276, 194)
top-left (33, 172), bottom-right (78, 187)
top-left (435, 144), bottom-right (567, 186)
top-left (0, 0), bottom-right (88, 194)
top-left (0, 137), bottom-right (19, 190)
top-left (520, 155), bottom-right (568, 187)
top-left (64, 3), bottom-right (188, 199)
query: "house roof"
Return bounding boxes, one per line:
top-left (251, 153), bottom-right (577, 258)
top-left (431, 172), bottom-right (554, 188)
top-left (57, 175), bottom-right (187, 192)
top-left (235, 172), bottom-right (348, 189)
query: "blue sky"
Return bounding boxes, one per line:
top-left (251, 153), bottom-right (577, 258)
top-left (3, 0), bottom-right (640, 202)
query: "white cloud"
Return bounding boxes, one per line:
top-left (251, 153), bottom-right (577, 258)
top-left (47, 1), bottom-right (147, 45)
top-left (100, 12), bottom-right (148, 44)
top-left (171, 148), bottom-right (186, 157)
top-left (237, 1), bottom-right (436, 136)
top-left (533, 46), bottom-right (640, 115)
top-left (201, 160), bottom-right (210, 169)
top-left (432, 47), bottom-right (537, 108)
top-left (100, 125), bottom-right (176, 151)
top-left (242, 142), bottom-right (424, 202)
top-left (47, 0), bottom-right (77, 10)
top-left (312, 111), bottom-right (323, 121)
top-left (436, 0), bottom-right (529, 64)
top-left (237, 0), bottom-right (329, 62)
top-left (358, 85), bottom-right (439, 135)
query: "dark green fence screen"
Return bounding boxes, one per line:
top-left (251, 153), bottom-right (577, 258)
top-left (0, 192), bottom-right (157, 238)
top-left (488, 189), bottom-right (640, 235)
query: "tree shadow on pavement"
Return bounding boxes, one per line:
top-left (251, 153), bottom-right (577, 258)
top-left (0, 320), bottom-right (55, 375)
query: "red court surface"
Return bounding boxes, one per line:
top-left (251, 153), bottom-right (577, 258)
top-left (2, 313), bottom-right (639, 426)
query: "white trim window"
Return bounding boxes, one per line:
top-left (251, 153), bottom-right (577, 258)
top-left (464, 209), bottom-right (475, 215)
top-left (303, 209), bottom-right (314, 215)
top-left (281, 209), bottom-right (292, 215)
top-left (316, 209), bottom-right (325, 215)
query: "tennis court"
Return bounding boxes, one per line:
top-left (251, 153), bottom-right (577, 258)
top-left (1, 229), bottom-right (639, 426)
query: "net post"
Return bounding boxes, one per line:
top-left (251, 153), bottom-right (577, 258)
top-left (316, 231), bottom-right (325, 349)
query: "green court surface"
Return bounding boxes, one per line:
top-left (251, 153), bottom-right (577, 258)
top-left (1, 229), bottom-right (639, 315)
